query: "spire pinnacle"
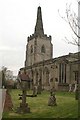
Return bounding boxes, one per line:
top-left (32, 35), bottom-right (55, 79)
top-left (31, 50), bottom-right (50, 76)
top-left (34, 6), bottom-right (44, 37)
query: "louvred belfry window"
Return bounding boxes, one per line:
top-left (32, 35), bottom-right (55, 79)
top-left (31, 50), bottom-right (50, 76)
top-left (41, 45), bottom-right (45, 53)
top-left (31, 45), bottom-right (33, 53)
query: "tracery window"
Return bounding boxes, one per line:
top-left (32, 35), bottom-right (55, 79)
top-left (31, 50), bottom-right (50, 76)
top-left (59, 63), bottom-right (66, 83)
top-left (74, 71), bottom-right (78, 83)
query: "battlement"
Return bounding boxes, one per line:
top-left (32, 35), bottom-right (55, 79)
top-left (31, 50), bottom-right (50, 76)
top-left (27, 6), bottom-right (52, 42)
top-left (27, 34), bottom-right (52, 42)
top-left (27, 34), bottom-right (35, 42)
top-left (44, 34), bottom-right (52, 40)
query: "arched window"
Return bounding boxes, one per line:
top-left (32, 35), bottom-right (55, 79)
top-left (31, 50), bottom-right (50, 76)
top-left (30, 45), bottom-right (33, 53)
top-left (44, 67), bottom-right (49, 85)
top-left (41, 45), bottom-right (45, 53)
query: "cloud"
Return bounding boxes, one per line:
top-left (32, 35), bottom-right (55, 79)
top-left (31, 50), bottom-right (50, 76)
top-left (0, 46), bottom-right (18, 51)
top-left (0, 0), bottom-right (78, 76)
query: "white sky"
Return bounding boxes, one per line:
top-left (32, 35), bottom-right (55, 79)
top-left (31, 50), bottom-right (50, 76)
top-left (0, 0), bottom-right (78, 75)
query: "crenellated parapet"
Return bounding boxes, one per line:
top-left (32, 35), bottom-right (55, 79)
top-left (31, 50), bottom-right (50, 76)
top-left (27, 34), bottom-right (52, 42)
top-left (27, 34), bottom-right (35, 42)
top-left (27, 6), bottom-right (52, 42)
top-left (44, 34), bottom-right (52, 40)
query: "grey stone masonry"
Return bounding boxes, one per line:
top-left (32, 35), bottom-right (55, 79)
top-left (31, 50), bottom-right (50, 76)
top-left (34, 6), bottom-right (44, 37)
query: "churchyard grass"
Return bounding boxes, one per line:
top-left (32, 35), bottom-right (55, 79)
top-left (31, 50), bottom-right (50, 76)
top-left (2, 89), bottom-right (78, 118)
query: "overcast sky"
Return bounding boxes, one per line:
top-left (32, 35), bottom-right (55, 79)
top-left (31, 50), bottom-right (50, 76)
top-left (0, 0), bottom-right (78, 75)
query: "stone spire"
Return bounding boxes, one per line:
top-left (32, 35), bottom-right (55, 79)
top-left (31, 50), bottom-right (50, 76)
top-left (34, 6), bottom-right (44, 37)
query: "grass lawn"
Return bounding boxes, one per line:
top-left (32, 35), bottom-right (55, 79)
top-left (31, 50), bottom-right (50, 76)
top-left (2, 89), bottom-right (78, 118)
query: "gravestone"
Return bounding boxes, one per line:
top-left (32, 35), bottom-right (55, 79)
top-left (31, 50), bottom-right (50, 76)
top-left (17, 69), bottom-right (30, 113)
top-left (48, 87), bottom-right (57, 106)
top-left (17, 90), bottom-right (30, 113)
top-left (48, 95), bottom-right (57, 106)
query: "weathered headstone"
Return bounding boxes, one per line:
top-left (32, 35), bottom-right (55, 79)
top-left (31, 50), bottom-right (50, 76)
top-left (17, 89), bottom-right (30, 113)
top-left (17, 69), bottom-right (30, 113)
top-left (48, 93), bottom-right (57, 106)
top-left (48, 87), bottom-right (57, 106)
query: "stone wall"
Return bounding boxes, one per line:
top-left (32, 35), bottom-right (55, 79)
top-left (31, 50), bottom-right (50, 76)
top-left (25, 36), bottom-right (53, 66)
top-left (0, 71), bottom-right (2, 88)
top-left (21, 52), bottom-right (79, 91)
top-left (58, 83), bottom-right (69, 91)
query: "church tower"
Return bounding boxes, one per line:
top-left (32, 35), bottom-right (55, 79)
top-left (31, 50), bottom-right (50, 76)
top-left (25, 6), bottom-right (53, 67)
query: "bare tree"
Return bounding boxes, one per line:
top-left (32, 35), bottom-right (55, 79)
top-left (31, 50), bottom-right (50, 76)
top-left (58, 1), bottom-right (80, 46)
top-left (58, 1), bottom-right (80, 97)
top-left (1, 66), bottom-right (14, 88)
top-left (2, 66), bottom-right (7, 88)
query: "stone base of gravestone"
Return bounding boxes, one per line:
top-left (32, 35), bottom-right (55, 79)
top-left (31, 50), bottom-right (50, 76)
top-left (3, 89), bottom-right (13, 112)
top-left (17, 103), bottom-right (30, 113)
top-left (48, 95), bottom-right (57, 106)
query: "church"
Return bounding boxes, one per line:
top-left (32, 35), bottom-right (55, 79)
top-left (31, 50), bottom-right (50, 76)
top-left (20, 6), bottom-right (79, 91)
